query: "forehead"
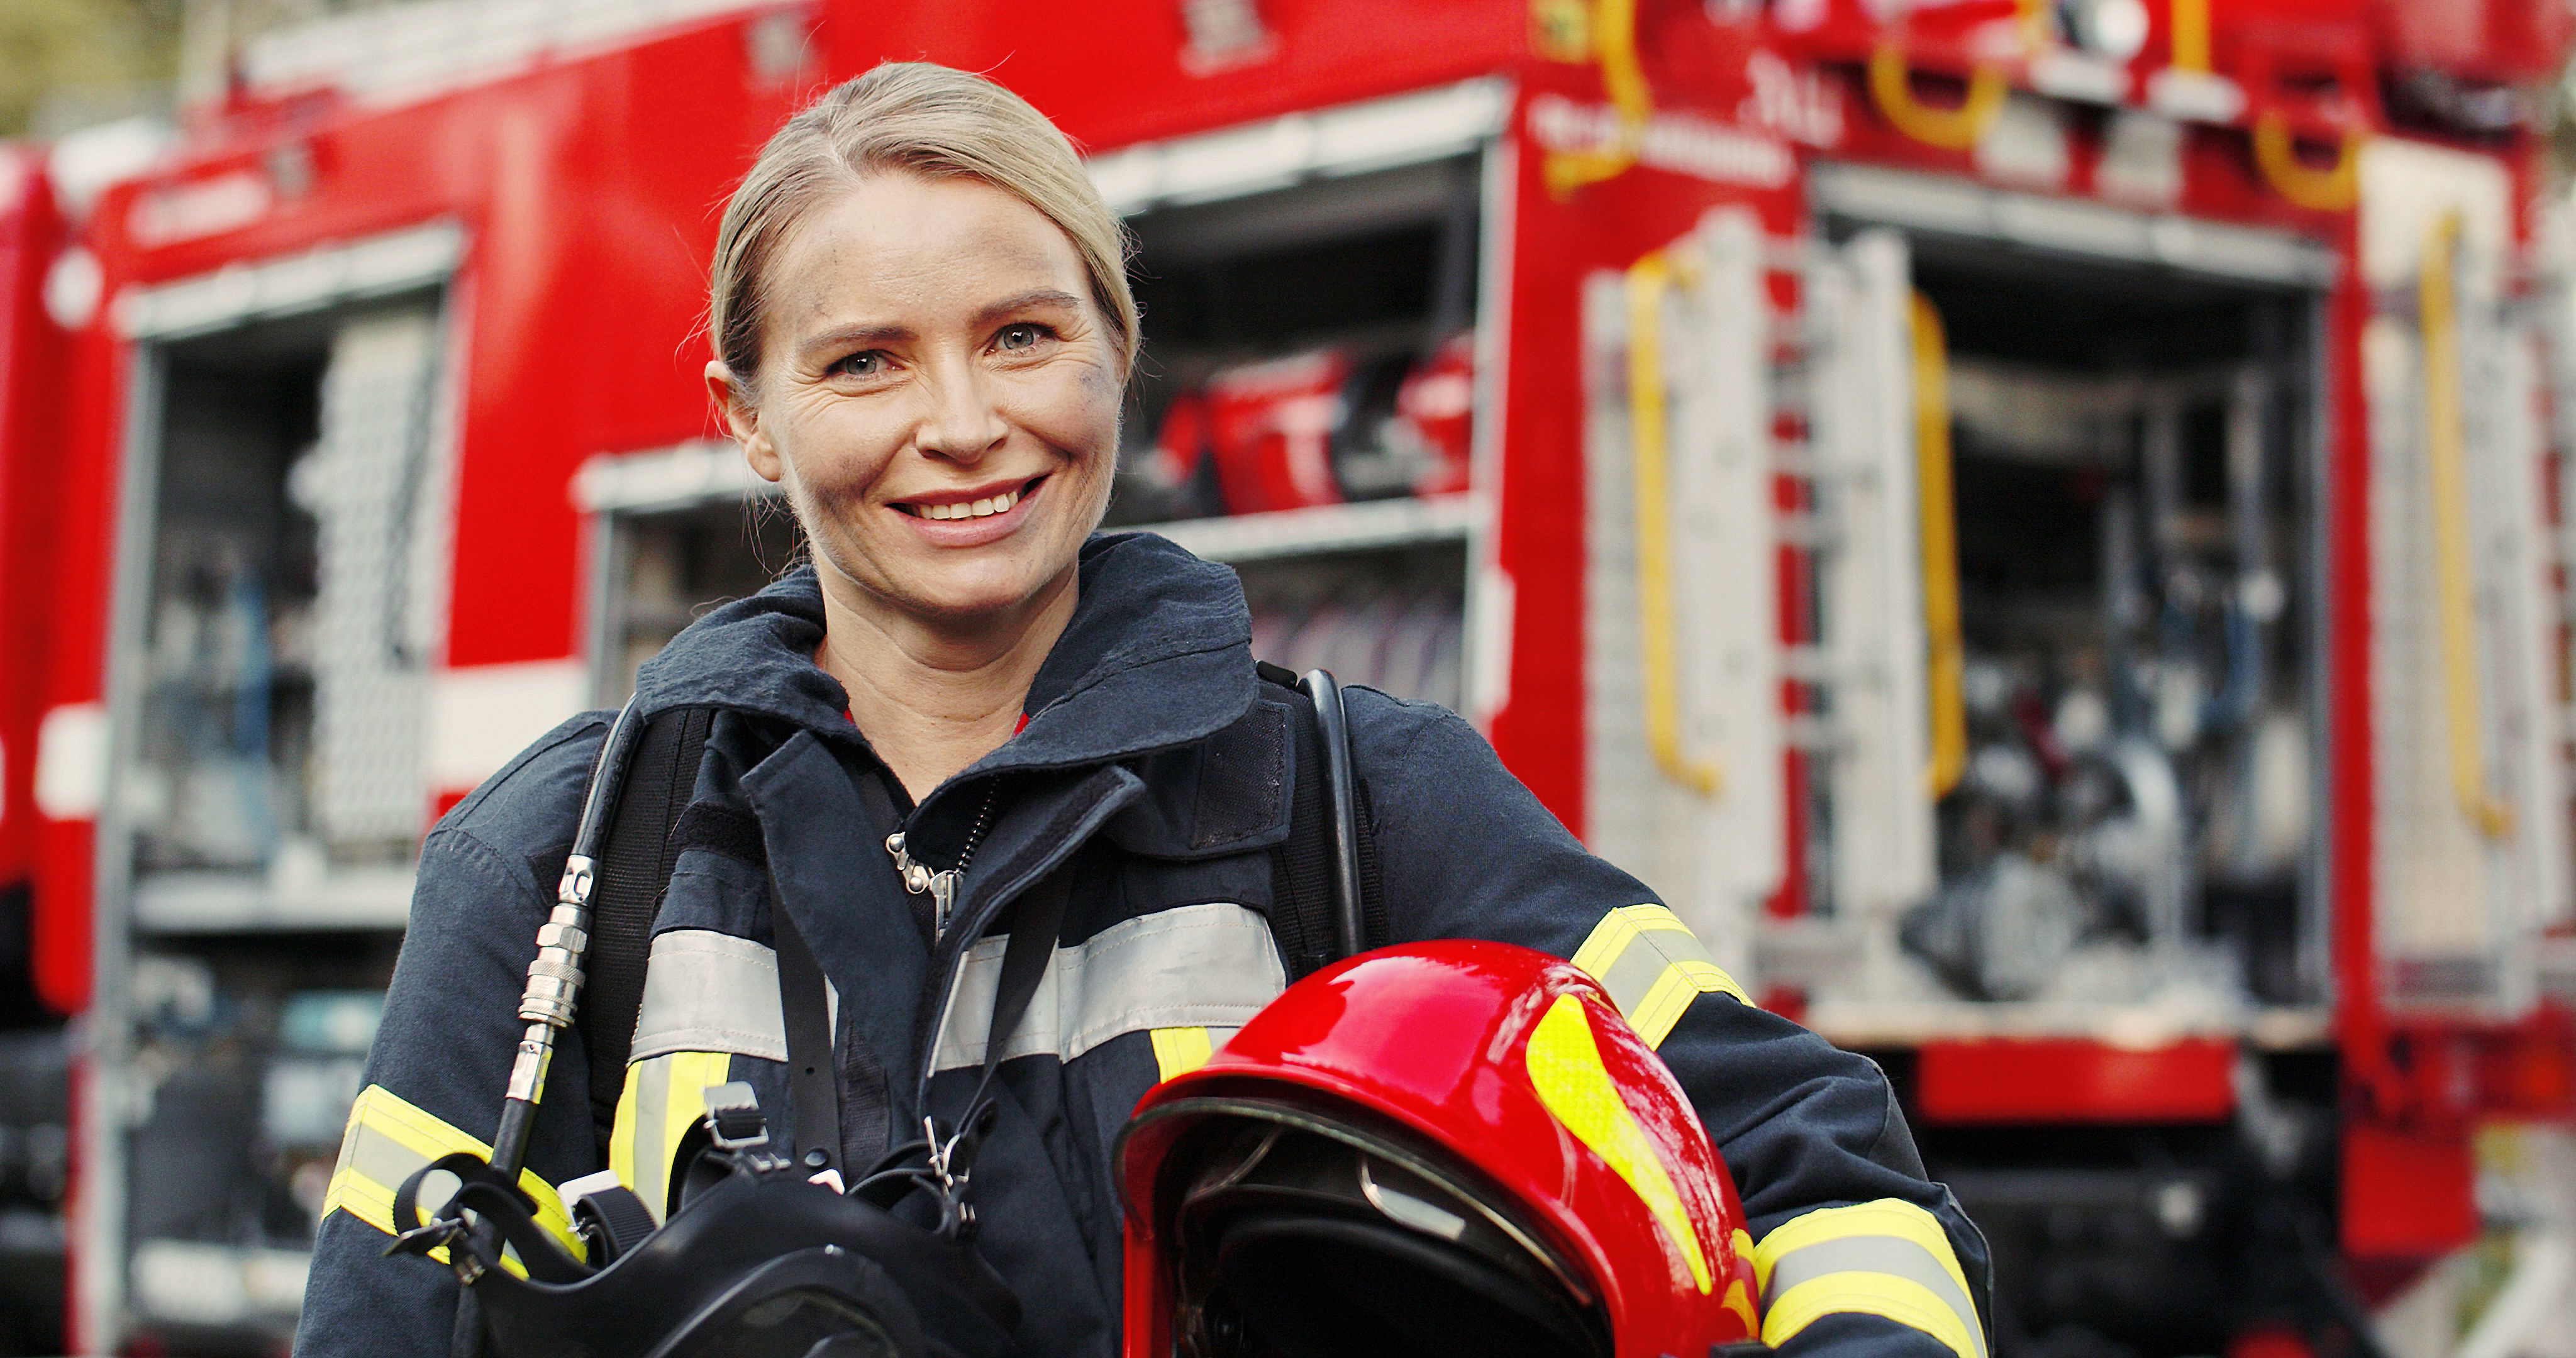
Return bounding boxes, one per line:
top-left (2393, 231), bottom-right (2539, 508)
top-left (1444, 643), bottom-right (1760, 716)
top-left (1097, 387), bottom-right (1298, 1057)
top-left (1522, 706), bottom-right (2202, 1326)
top-left (767, 172), bottom-right (1089, 329)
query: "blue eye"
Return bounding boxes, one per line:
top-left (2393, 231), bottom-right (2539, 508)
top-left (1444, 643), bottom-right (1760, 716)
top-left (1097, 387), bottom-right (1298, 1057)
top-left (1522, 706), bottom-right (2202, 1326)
top-left (840, 351), bottom-right (883, 376)
top-left (998, 324), bottom-right (1042, 351)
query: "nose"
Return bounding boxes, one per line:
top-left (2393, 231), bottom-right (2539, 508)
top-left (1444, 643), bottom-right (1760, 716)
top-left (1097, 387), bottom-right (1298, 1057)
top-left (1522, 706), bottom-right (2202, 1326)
top-left (914, 355), bottom-right (1009, 465)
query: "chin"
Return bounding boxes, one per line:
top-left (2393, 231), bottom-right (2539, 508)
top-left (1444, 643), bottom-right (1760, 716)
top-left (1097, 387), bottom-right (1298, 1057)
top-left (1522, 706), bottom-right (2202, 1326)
top-left (891, 557), bottom-right (1066, 621)
top-left (819, 512), bottom-right (1089, 624)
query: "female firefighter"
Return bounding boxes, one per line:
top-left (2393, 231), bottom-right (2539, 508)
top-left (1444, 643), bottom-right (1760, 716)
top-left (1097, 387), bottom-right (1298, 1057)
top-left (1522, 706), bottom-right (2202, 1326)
top-left (297, 62), bottom-right (1990, 1358)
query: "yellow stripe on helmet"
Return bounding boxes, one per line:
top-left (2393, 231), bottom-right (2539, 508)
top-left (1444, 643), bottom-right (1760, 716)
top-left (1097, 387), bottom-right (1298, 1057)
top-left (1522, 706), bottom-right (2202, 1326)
top-left (1523, 993), bottom-right (1712, 1293)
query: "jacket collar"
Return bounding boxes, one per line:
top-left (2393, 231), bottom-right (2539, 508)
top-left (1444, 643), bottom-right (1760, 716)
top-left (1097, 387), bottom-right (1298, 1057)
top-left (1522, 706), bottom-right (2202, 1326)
top-left (629, 531), bottom-right (1255, 785)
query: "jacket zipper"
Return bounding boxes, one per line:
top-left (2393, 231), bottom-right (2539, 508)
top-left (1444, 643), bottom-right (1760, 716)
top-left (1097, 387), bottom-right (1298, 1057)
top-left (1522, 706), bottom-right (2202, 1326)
top-left (904, 771), bottom-right (1143, 1117)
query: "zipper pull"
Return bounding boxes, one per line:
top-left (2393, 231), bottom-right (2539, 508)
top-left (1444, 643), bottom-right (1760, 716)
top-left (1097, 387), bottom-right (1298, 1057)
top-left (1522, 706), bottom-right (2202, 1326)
top-left (930, 871), bottom-right (960, 937)
top-left (889, 831), bottom-right (962, 936)
top-left (886, 831), bottom-right (934, 895)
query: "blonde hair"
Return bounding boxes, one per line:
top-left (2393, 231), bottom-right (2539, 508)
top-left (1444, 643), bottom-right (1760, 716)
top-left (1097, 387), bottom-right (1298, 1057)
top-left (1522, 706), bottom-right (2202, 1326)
top-left (709, 62), bottom-right (1138, 391)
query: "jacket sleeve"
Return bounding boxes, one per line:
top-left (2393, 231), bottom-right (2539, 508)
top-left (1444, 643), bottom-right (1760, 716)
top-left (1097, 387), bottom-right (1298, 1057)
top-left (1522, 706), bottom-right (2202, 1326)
top-left (295, 720), bottom-right (608, 1358)
top-left (1348, 689), bottom-right (1992, 1358)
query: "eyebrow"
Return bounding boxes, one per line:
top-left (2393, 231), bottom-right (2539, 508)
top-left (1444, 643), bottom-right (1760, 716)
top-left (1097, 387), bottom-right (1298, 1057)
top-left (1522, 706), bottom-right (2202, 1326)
top-left (972, 288), bottom-right (1085, 328)
top-left (792, 289), bottom-right (1087, 365)
top-left (796, 321), bottom-right (913, 361)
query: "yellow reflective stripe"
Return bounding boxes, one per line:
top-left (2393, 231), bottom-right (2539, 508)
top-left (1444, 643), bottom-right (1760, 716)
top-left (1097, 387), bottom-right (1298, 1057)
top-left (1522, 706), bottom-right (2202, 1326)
top-left (1570, 905), bottom-right (1750, 1047)
top-left (1524, 993), bottom-right (1711, 1293)
top-left (1570, 903), bottom-right (1691, 976)
top-left (1763, 1238), bottom-right (1985, 1358)
top-left (1722, 1278), bottom-right (1760, 1339)
top-left (611, 1050), bottom-right (731, 1223)
top-left (320, 1084), bottom-right (582, 1272)
top-left (1763, 1272), bottom-right (1980, 1358)
top-left (1754, 1200), bottom-right (1982, 1358)
top-left (608, 1059), bottom-right (644, 1197)
top-left (663, 1052), bottom-right (725, 1188)
top-left (1755, 1199), bottom-right (1973, 1303)
top-left (1150, 1027), bottom-right (1214, 1081)
top-left (1629, 959), bottom-right (1745, 1049)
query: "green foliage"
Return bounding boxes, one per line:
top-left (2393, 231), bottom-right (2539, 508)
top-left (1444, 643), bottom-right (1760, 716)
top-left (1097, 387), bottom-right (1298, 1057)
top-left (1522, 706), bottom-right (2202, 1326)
top-left (0, 0), bottom-right (181, 138)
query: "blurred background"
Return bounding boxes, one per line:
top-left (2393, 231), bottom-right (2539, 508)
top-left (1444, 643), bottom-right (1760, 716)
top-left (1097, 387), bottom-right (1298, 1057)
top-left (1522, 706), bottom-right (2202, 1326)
top-left (7, 0), bottom-right (2576, 1354)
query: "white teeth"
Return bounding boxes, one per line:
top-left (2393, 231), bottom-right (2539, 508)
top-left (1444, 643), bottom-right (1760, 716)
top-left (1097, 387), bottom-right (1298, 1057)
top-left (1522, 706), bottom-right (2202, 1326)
top-left (916, 489), bottom-right (1021, 521)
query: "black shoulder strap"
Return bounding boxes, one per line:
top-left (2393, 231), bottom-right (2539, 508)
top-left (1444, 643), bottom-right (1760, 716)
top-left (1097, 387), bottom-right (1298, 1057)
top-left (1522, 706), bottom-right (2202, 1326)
top-left (772, 864), bottom-right (1069, 1186)
top-left (770, 892), bottom-right (841, 1177)
top-left (579, 704), bottom-right (715, 1157)
top-left (1257, 663), bottom-right (1386, 981)
top-left (929, 863), bottom-right (1073, 1196)
top-left (981, 868), bottom-right (1073, 1087)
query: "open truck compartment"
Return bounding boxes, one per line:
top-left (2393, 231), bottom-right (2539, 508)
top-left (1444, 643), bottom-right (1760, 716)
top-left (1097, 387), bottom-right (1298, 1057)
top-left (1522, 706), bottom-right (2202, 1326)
top-left (100, 286), bottom-right (458, 1338)
top-left (1846, 231), bottom-right (2325, 1016)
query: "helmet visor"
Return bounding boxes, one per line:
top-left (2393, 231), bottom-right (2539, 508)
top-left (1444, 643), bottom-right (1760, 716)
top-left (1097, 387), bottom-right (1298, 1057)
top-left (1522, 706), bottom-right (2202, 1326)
top-left (1163, 1117), bottom-right (1609, 1358)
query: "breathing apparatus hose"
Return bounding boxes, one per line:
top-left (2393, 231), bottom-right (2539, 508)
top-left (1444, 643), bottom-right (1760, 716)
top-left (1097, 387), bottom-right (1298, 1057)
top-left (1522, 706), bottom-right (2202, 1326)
top-left (1298, 669), bottom-right (1367, 959)
top-left (493, 695), bottom-right (649, 1183)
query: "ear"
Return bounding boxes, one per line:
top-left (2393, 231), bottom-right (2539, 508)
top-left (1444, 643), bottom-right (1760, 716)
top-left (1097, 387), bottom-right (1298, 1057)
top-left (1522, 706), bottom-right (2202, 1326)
top-left (707, 360), bottom-right (784, 483)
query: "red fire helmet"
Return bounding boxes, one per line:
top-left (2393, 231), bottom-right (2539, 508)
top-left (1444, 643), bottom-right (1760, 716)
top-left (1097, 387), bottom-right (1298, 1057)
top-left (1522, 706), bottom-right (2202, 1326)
top-left (1118, 940), bottom-right (1761, 1358)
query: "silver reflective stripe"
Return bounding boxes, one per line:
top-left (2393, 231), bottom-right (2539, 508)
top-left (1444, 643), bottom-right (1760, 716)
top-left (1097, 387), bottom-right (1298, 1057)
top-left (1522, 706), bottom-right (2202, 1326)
top-left (1764, 1235), bottom-right (1987, 1358)
top-left (1591, 935), bottom-right (1684, 1020)
top-left (340, 1117), bottom-right (431, 1201)
top-left (931, 903), bottom-right (1285, 1071)
top-left (629, 930), bottom-right (787, 1063)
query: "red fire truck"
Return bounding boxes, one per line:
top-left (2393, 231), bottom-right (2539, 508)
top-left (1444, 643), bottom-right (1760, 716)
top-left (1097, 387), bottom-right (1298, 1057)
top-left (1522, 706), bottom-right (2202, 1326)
top-left (0, 140), bottom-right (74, 1357)
top-left (6, 0), bottom-right (2575, 1352)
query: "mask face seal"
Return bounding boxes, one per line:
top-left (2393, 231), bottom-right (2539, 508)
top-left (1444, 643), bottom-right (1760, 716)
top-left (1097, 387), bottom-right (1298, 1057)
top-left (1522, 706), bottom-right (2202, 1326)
top-left (641, 1250), bottom-right (918, 1358)
top-left (1163, 1118), bottom-right (1611, 1358)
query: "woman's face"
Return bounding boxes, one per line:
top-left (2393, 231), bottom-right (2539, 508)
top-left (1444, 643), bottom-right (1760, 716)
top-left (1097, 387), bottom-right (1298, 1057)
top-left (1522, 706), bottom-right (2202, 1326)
top-left (714, 172), bottom-right (1121, 629)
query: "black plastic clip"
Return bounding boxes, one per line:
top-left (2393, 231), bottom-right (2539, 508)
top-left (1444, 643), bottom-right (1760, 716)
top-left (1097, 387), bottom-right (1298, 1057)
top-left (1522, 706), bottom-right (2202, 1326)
top-left (384, 1150), bottom-right (590, 1285)
top-left (704, 1081), bottom-right (771, 1152)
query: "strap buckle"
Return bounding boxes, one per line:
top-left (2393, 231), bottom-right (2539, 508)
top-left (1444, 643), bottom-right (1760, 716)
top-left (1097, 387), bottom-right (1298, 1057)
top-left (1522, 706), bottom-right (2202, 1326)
top-left (702, 1081), bottom-right (771, 1152)
top-left (924, 1114), bottom-right (965, 1195)
top-left (920, 1109), bottom-right (996, 1240)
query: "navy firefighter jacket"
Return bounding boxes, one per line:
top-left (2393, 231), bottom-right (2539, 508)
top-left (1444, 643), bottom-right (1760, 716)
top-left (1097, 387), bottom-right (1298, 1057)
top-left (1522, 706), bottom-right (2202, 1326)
top-left (297, 532), bottom-right (1992, 1358)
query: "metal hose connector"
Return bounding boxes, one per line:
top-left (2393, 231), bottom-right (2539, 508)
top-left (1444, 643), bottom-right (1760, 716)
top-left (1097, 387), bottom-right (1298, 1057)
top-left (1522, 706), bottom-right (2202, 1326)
top-left (518, 857), bottom-right (597, 1026)
top-left (489, 698), bottom-right (645, 1180)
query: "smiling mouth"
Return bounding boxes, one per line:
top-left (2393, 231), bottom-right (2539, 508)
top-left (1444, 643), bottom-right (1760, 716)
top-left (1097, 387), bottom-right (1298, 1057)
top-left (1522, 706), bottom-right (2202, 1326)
top-left (896, 475), bottom-right (1045, 521)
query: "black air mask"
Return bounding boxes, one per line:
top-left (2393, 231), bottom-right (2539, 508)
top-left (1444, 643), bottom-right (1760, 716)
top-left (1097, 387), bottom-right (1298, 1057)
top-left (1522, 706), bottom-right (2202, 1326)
top-left (384, 700), bottom-right (1050, 1358)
